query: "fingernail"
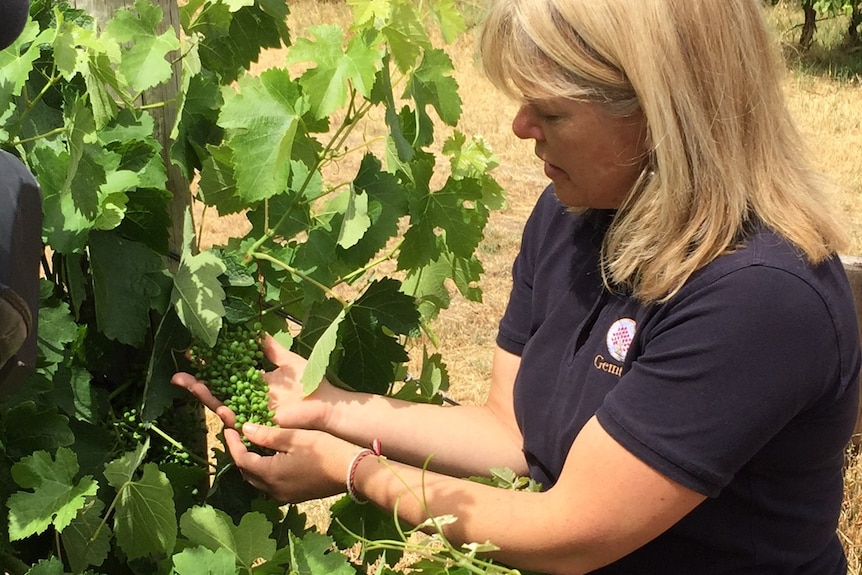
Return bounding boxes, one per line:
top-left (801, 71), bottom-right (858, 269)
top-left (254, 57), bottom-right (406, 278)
top-left (243, 423), bottom-right (258, 434)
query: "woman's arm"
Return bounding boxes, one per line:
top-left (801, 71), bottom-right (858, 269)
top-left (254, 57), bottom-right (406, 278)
top-left (233, 415), bottom-right (705, 575)
top-left (320, 345), bottom-right (527, 477)
top-left (172, 336), bottom-right (528, 478)
top-left (178, 334), bottom-right (705, 573)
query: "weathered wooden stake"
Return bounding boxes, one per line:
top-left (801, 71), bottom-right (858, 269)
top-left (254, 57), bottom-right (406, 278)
top-left (840, 256), bottom-right (862, 440)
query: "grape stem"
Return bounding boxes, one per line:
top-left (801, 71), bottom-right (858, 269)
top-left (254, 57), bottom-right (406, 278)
top-left (250, 251), bottom-right (348, 307)
top-left (334, 455), bottom-right (521, 575)
top-left (146, 422), bottom-right (214, 469)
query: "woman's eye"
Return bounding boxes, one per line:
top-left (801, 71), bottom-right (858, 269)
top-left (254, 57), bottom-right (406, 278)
top-left (524, 100), bottom-right (564, 123)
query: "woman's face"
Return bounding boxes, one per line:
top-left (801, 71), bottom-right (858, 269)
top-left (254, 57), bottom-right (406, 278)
top-left (512, 97), bottom-right (649, 209)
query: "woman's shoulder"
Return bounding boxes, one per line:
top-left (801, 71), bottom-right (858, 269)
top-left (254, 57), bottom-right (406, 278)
top-left (688, 226), bottom-right (844, 290)
top-left (676, 227), bottom-right (858, 371)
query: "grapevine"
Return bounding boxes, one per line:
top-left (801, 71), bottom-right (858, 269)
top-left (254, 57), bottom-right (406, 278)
top-left (187, 321), bottom-right (276, 432)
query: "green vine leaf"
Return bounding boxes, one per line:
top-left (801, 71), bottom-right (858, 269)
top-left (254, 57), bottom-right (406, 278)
top-left (171, 211), bottom-right (227, 348)
top-left (337, 186), bottom-right (371, 249)
top-left (337, 278), bottom-right (420, 393)
top-left (450, 253), bottom-right (484, 302)
top-left (142, 309), bottom-right (192, 422)
top-left (103, 0), bottom-right (181, 94)
top-left (183, 2), bottom-right (289, 85)
top-left (392, 348), bottom-right (450, 402)
top-left (219, 69), bottom-right (305, 203)
top-left (34, 297), bottom-right (79, 369)
top-left (347, 0), bottom-right (391, 27)
top-left (103, 442), bottom-right (149, 488)
top-left (65, 100), bottom-right (107, 221)
top-left (7, 448), bottom-right (98, 541)
top-left (246, 160), bottom-right (316, 239)
top-left (32, 144), bottom-right (92, 254)
top-left (373, 57), bottom-right (414, 163)
top-left (89, 230), bottom-right (167, 346)
top-left (172, 545), bottom-right (236, 575)
top-left (287, 24), bottom-right (382, 119)
top-left (431, 0), bottom-right (467, 43)
top-left (301, 307), bottom-right (348, 395)
top-left (0, 20), bottom-right (50, 103)
top-left (172, 71), bottom-right (225, 180)
top-left (399, 162), bottom-right (485, 270)
top-left (407, 47), bottom-right (461, 127)
top-left (4, 402), bottom-right (74, 460)
top-left (337, 153), bottom-right (408, 269)
top-left (381, 2), bottom-right (430, 73)
top-left (402, 257), bottom-right (452, 321)
top-left (286, 530), bottom-right (356, 575)
top-left (111, 462), bottom-right (177, 560)
top-left (197, 144), bottom-right (243, 215)
top-left (328, 495), bottom-right (406, 567)
top-left (179, 505), bottom-right (277, 570)
top-left (60, 497), bottom-right (112, 573)
top-left (17, 557), bottom-right (64, 575)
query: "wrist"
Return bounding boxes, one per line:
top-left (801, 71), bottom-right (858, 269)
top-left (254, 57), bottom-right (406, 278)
top-left (317, 383), bottom-right (352, 432)
top-left (346, 439), bottom-right (383, 504)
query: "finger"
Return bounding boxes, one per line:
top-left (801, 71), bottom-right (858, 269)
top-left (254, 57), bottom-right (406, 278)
top-left (171, 372), bottom-right (198, 388)
top-left (262, 333), bottom-right (301, 367)
top-left (223, 427), bottom-right (256, 465)
top-left (172, 372), bottom-right (238, 428)
top-left (224, 427), bottom-right (280, 493)
top-left (172, 372), bottom-right (223, 412)
top-left (214, 405), bottom-right (238, 429)
top-left (242, 422), bottom-right (296, 452)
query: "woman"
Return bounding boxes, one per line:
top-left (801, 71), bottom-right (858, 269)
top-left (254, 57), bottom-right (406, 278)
top-left (173, 0), bottom-right (861, 572)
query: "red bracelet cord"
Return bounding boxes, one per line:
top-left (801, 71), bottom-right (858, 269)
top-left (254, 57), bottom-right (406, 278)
top-left (346, 438), bottom-right (383, 504)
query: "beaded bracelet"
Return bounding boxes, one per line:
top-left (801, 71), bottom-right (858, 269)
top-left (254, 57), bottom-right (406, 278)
top-left (346, 438), bottom-right (383, 504)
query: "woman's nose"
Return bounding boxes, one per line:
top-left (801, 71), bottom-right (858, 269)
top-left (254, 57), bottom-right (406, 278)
top-left (511, 105), bottom-right (543, 141)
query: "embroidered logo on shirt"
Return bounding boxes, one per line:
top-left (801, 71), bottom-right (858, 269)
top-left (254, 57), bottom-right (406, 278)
top-left (606, 318), bottom-right (636, 362)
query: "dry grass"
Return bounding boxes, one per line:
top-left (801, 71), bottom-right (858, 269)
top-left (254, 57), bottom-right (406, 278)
top-left (198, 0), bottom-right (862, 568)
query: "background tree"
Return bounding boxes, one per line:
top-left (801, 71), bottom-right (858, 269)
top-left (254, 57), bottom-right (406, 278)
top-left (798, 0), bottom-right (861, 47)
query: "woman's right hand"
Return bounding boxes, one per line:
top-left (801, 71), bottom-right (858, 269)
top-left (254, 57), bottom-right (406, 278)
top-left (259, 334), bottom-right (344, 431)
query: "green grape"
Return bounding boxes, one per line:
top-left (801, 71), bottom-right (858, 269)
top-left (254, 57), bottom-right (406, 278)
top-left (187, 322), bottom-right (277, 452)
top-left (110, 404), bottom-right (201, 468)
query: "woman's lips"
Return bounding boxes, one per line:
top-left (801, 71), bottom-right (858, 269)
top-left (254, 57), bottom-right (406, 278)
top-left (544, 161), bottom-right (566, 180)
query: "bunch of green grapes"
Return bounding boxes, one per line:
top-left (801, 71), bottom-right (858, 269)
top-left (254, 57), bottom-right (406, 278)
top-left (187, 322), bottom-right (276, 432)
top-left (112, 406), bottom-right (198, 467)
top-left (114, 406), bottom-right (146, 450)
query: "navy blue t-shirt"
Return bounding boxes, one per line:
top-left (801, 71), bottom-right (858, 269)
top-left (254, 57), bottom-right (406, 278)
top-left (497, 187), bottom-right (861, 574)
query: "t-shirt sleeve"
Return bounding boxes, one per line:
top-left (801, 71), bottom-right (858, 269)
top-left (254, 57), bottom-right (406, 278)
top-left (596, 265), bottom-right (846, 497)
top-left (496, 187), bottom-right (557, 356)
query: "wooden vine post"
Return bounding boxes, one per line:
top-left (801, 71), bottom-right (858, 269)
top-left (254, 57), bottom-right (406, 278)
top-left (71, 0), bottom-right (208, 459)
top-left (840, 256), bottom-right (862, 440)
top-left (71, 0), bottom-right (188, 267)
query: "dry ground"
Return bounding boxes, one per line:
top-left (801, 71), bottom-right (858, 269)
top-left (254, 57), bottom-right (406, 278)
top-left (196, 0), bottom-right (862, 570)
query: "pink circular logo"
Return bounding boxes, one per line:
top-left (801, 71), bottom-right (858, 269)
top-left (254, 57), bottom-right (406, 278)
top-left (606, 318), bottom-right (637, 362)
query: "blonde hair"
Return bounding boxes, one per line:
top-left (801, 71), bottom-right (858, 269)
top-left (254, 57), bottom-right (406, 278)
top-left (480, 0), bottom-right (849, 302)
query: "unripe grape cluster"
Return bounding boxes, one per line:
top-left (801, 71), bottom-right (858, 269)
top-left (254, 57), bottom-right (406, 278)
top-left (187, 322), bottom-right (276, 432)
top-left (113, 407), bottom-right (194, 467)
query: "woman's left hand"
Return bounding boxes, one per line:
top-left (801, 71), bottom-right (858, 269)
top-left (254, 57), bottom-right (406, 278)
top-left (225, 422), bottom-right (359, 503)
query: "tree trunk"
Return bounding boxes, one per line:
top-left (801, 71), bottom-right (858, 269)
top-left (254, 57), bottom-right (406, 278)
top-left (800, 2), bottom-right (818, 50)
top-left (849, 2), bottom-right (861, 43)
top-left (72, 0), bottom-right (188, 267)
